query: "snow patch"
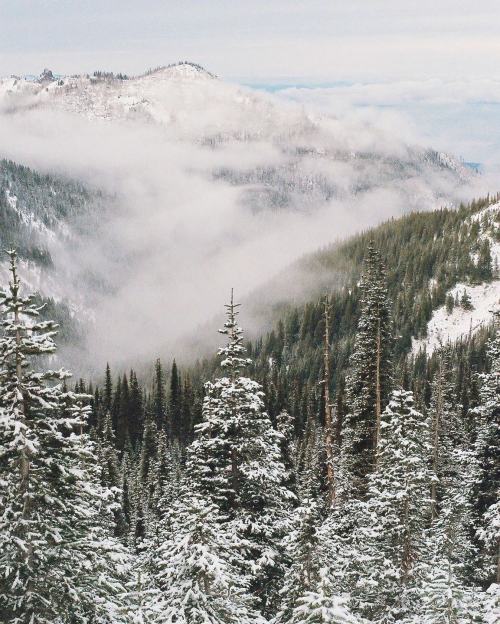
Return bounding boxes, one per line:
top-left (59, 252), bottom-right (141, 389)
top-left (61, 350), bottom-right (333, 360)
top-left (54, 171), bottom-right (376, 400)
top-left (412, 281), bottom-right (500, 355)
top-left (413, 201), bottom-right (500, 354)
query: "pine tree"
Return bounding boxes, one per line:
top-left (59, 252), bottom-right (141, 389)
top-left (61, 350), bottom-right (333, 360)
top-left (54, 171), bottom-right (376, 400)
top-left (415, 495), bottom-right (486, 624)
top-left (0, 250), bottom-right (129, 623)
top-left (153, 359), bottom-right (166, 431)
top-left (473, 313), bottom-right (500, 585)
top-left (276, 409), bottom-right (298, 494)
top-left (429, 347), bottom-right (459, 519)
top-left (168, 359), bottom-right (182, 441)
top-left (148, 485), bottom-right (262, 624)
top-left (115, 372), bottom-right (130, 449)
top-left (288, 568), bottom-right (360, 624)
top-left (460, 289), bottom-right (474, 311)
top-left (351, 389), bottom-right (433, 621)
top-left (99, 411), bottom-right (129, 537)
top-left (275, 498), bottom-right (322, 624)
top-left (188, 292), bottom-right (294, 616)
top-left (181, 373), bottom-right (194, 443)
top-left (129, 370), bottom-right (144, 447)
top-left (476, 238), bottom-right (493, 282)
top-left (104, 362), bottom-right (113, 416)
top-left (344, 242), bottom-right (393, 493)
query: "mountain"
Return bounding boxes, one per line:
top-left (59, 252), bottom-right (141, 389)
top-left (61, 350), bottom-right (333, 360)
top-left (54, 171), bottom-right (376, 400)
top-left (0, 62), bottom-right (487, 370)
top-left (1, 63), bottom-right (473, 215)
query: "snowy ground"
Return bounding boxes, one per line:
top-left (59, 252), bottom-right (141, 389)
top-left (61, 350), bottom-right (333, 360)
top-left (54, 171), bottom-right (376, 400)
top-left (413, 202), bottom-right (500, 355)
top-left (412, 279), bottom-right (500, 355)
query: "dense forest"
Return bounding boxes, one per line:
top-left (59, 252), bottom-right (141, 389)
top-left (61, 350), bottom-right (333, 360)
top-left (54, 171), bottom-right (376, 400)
top-left (0, 194), bottom-right (499, 622)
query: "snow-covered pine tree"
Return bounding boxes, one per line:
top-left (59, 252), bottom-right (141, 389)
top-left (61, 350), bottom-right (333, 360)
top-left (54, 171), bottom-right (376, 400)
top-left (415, 508), bottom-right (484, 623)
top-left (473, 312), bottom-right (500, 585)
top-left (276, 409), bottom-right (298, 494)
top-left (188, 291), bottom-right (294, 616)
top-left (168, 359), bottom-right (182, 441)
top-left (344, 242), bottom-right (393, 494)
top-left (148, 483), bottom-right (262, 624)
top-left (429, 346), bottom-right (459, 519)
top-left (274, 497), bottom-right (322, 624)
top-left (477, 496), bottom-right (500, 589)
top-left (99, 410), bottom-right (129, 537)
top-left (351, 389), bottom-right (433, 621)
top-left (288, 568), bottom-right (360, 624)
top-left (0, 250), bottom-right (129, 623)
top-left (427, 346), bottom-right (479, 582)
top-left (128, 369), bottom-right (143, 447)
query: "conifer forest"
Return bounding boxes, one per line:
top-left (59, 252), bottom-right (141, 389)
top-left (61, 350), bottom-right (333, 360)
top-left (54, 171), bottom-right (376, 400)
top-left (1, 4), bottom-right (500, 622)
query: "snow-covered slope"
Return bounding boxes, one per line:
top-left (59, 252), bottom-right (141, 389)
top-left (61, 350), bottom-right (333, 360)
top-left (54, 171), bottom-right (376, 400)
top-left (1, 63), bottom-right (472, 192)
top-left (413, 202), bottom-right (500, 354)
top-left (1, 63), bottom-right (305, 141)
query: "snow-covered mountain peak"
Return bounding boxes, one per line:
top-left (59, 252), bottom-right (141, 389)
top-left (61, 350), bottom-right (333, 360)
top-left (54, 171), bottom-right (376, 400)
top-left (140, 62), bottom-right (217, 82)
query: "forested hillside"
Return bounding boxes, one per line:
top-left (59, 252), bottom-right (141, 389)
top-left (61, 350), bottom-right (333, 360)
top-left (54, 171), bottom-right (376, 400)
top-left (0, 159), bottom-right (99, 262)
top-left (0, 195), bottom-right (499, 622)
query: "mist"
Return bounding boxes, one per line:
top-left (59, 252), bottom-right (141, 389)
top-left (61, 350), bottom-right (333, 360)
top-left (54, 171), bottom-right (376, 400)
top-left (0, 74), bottom-right (492, 372)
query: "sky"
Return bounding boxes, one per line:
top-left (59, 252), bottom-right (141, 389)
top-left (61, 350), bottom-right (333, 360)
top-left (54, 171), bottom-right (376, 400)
top-left (1, 1), bottom-right (499, 83)
top-left (1, 1), bottom-right (500, 165)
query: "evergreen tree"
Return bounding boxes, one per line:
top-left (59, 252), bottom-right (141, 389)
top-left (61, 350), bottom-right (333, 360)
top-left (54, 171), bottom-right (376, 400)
top-left (188, 292), bottom-right (294, 616)
top-left (99, 411), bottom-right (129, 537)
top-left (476, 238), bottom-right (493, 282)
top-left (104, 362), bottom-right (113, 416)
top-left (116, 372), bottom-right (130, 450)
top-left (351, 389), bottom-right (433, 621)
top-left (473, 313), bottom-right (500, 585)
top-left (344, 242), bottom-right (393, 493)
top-left (460, 289), bottom-right (474, 311)
top-left (153, 358), bottom-right (166, 431)
top-left (0, 250), bottom-right (129, 623)
top-left (275, 498), bottom-right (322, 624)
top-left (168, 359), bottom-right (182, 441)
top-left (148, 485), bottom-right (262, 624)
top-left (129, 370), bottom-right (144, 447)
top-left (288, 568), bottom-right (360, 624)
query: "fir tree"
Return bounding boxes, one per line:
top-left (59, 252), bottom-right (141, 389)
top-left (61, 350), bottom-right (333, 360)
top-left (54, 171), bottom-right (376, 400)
top-left (460, 289), bottom-right (474, 311)
top-left (168, 359), bottom-right (182, 441)
top-left (148, 486), bottom-right (262, 624)
top-left (99, 411), bottom-right (129, 537)
top-left (153, 359), bottom-right (166, 431)
top-left (352, 389), bottom-right (434, 621)
top-left (188, 292), bottom-right (294, 616)
top-left (288, 568), bottom-right (360, 624)
top-left (0, 250), bottom-right (129, 623)
top-left (473, 313), bottom-right (500, 585)
top-left (129, 370), bottom-right (144, 447)
top-left (344, 242), bottom-right (393, 493)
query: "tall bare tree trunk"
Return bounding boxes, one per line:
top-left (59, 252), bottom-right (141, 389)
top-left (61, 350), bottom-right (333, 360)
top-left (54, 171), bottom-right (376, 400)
top-left (323, 296), bottom-right (336, 506)
top-left (431, 358), bottom-right (443, 521)
top-left (374, 314), bottom-right (382, 462)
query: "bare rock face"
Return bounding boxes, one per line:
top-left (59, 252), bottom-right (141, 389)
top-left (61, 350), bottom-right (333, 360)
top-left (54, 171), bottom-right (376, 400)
top-left (38, 68), bottom-right (55, 83)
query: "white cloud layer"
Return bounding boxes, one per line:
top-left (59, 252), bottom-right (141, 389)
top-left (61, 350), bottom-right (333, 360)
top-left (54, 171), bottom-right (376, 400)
top-left (0, 66), bottom-right (497, 371)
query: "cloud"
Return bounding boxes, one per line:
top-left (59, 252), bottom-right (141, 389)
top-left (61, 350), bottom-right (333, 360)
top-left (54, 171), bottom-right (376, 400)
top-left (274, 79), bottom-right (500, 166)
top-left (0, 76), bottom-right (493, 372)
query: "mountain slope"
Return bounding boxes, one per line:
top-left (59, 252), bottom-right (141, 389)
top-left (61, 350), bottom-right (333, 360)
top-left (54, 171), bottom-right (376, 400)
top-left (0, 63), bottom-right (487, 370)
top-left (182, 195), bottom-right (500, 431)
top-left (1, 62), bottom-right (473, 216)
